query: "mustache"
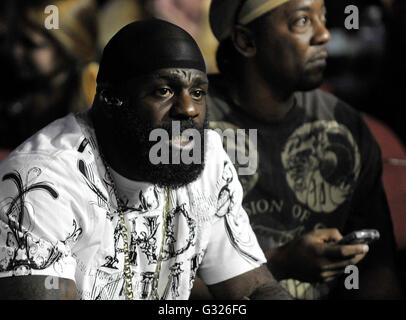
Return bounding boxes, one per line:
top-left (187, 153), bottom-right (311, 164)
top-left (156, 119), bottom-right (207, 136)
top-left (110, 105), bottom-right (208, 149)
top-left (308, 50), bottom-right (328, 62)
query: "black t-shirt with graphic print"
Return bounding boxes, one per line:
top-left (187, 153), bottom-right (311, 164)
top-left (207, 73), bottom-right (398, 299)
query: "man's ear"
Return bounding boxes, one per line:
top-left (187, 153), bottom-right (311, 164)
top-left (95, 86), bottom-right (125, 118)
top-left (231, 25), bottom-right (257, 58)
top-left (99, 87), bottom-right (124, 107)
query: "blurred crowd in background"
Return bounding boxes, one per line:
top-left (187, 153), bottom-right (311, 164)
top-left (0, 0), bottom-right (405, 149)
top-left (1, 0), bottom-right (405, 148)
top-left (0, 0), bottom-right (405, 285)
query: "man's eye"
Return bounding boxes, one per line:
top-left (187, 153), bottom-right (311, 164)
top-left (155, 88), bottom-right (173, 97)
top-left (191, 90), bottom-right (206, 99)
top-left (295, 16), bottom-right (309, 26)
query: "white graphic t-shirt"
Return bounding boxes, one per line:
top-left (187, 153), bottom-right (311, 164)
top-left (0, 112), bottom-right (266, 300)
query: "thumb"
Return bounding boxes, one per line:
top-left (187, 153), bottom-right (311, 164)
top-left (313, 228), bottom-right (343, 242)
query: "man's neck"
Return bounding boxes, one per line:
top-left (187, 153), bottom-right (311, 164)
top-left (230, 63), bottom-right (295, 122)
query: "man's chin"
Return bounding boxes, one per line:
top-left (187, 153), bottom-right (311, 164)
top-left (148, 162), bottom-right (205, 189)
top-left (297, 72), bottom-right (325, 91)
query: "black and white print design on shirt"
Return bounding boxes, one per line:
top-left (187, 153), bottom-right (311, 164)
top-left (216, 160), bottom-right (262, 264)
top-left (0, 168), bottom-right (82, 276)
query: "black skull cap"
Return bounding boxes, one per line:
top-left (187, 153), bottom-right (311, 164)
top-left (96, 19), bottom-right (206, 85)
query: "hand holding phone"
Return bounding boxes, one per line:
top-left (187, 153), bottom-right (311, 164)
top-left (337, 229), bottom-right (380, 245)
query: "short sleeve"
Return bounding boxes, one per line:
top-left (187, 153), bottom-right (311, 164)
top-left (198, 143), bottom-right (266, 285)
top-left (0, 152), bottom-right (85, 281)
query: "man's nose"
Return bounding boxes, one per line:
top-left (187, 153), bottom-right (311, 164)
top-left (312, 19), bottom-right (331, 45)
top-left (170, 91), bottom-right (199, 120)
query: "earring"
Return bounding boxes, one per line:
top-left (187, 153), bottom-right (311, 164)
top-left (100, 89), bottom-right (124, 107)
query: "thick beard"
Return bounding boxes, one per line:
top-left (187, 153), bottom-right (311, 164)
top-left (110, 104), bottom-right (207, 189)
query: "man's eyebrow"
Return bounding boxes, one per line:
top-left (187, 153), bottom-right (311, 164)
top-left (192, 78), bottom-right (209, 86)
top-left (290, 6), bottom-right (311, 13)
top-left (150, 73), bottom-right (181, 81)
top-left (288, 4), bottom-right (327, 14)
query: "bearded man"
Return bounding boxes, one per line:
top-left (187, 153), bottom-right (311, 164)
top-left (0, 19), bottom-right (291, 300)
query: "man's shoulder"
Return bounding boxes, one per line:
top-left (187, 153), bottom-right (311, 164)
top-left (297, 89), bottom-right (380, 156)
top-left (195, 129), bottom-right (230, 188)
top-left (0, 113), bottom-right (92, 177)
top-left (205, 129), bottom-right (227, 166)
top-left (8, 113), bottom-right (86, 159)
top-left (296, 89), bottom-right (362, 122)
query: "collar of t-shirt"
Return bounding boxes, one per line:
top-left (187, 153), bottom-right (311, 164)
top-left (109, 167), bottom-right (160, 208)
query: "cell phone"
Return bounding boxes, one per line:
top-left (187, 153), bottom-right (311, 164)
top-left (337, 229), bottom-right (380, 245)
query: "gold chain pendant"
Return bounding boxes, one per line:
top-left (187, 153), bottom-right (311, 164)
top-left (100, 151), bottom-right (170, 301)
top-left (152, 187), bottom-right (170, 300)
top-left (119, 210), bottom-right (134, 300)
top-left (119, 187), bottom-right (170, 300)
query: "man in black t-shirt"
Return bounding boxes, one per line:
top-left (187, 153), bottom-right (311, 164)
top-left (205, 0), bottom-right (403, 299)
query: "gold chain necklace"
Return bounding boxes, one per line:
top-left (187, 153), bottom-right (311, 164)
top-left (152, 187), bottom-right (169, 300)
top-left (101, 157), bottom-right (170, 300)
top-left (78, 113), bottom-right (170, 300)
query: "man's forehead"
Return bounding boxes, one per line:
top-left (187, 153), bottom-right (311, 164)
top-left (124, 68), bottom-right (208, 90)
top-left (281, 0), bottom-right (325, 13)
top-left (148, 68), bottom-right (208, 83)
